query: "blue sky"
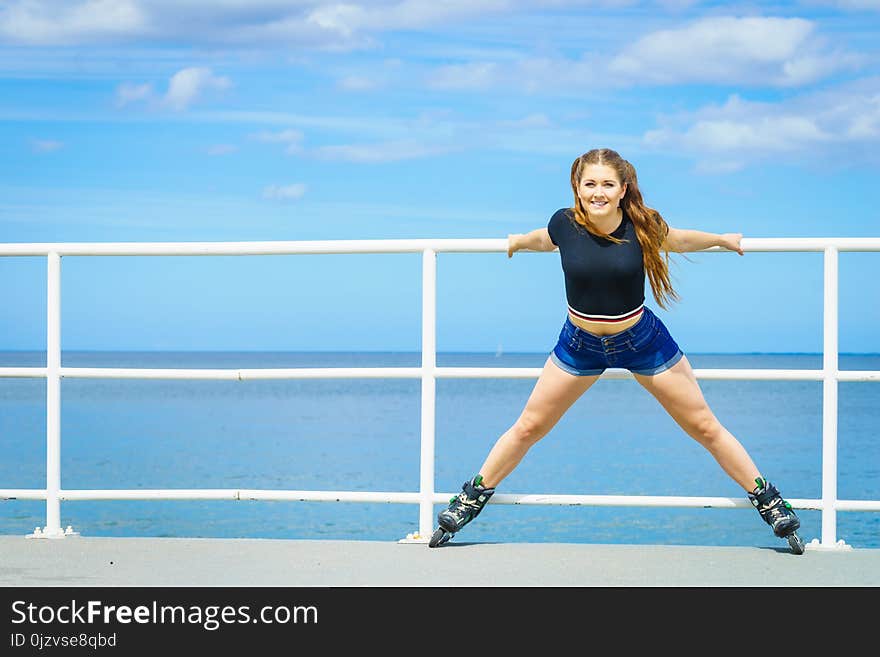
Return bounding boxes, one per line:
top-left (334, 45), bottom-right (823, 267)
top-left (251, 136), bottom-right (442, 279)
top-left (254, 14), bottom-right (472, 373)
top-left (0, 0), bottom-right (878, 355)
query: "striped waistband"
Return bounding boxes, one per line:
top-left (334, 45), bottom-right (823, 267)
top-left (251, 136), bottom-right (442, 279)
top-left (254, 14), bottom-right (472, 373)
top-left (567, 303), bottom-right (644, 323)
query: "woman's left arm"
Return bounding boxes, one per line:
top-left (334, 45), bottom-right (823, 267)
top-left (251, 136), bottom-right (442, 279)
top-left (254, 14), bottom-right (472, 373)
top-left (663, 228), bottom-right (744, 256)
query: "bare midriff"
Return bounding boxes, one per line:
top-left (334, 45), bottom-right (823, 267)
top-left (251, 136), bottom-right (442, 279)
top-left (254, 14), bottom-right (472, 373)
top-left (567, 308), bottom-right (644, 336)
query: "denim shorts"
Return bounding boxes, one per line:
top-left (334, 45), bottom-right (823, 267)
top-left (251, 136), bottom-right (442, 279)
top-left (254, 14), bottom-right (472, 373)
top-left (550, 306), bottom-right (683, 376)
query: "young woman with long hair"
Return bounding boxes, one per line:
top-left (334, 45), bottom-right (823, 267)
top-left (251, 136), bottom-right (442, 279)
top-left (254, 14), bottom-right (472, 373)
top-left (428, 148), bottom-right (804, 554)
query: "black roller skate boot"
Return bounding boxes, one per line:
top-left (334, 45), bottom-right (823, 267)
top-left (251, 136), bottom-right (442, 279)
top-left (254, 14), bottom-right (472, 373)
top-left (428, 475), bottom-right (495, 547)
top-left (748, 477), bottom-right (805, 554)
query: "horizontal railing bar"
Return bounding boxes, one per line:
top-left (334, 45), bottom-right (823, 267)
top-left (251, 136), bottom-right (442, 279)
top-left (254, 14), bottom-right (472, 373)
top-left (1, 490), bottom-right (48, 500)
top-left (56, 367), bottom-right (424, 380)
top-left (3, 366), bottom-right (880, 382)
top-left (6, 489), bottom-right (879, 511)
top-left (0, 367), bottom-right (48, 377)
top-left (0, 488), bottom-right (880, 511)
top-left (494, 494), bottom-right (820, 510)
top-left (731, 238), bottom-right (880, 252)
top-left (836, 500), bottom-right (880, 511)
top-left (0, 239), bottom-right (506, 257)
top-left (1, 237), bottom-right (880, 257)
top-left (61, 490), bottom-right (423, 503)
top-left (837, 370), bottom-right (880, 382)
top-left (495, 495), bottom-right (879, 512)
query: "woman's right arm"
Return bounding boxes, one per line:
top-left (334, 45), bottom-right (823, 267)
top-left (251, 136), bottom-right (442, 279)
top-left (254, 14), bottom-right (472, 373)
top-left (507, 228), bottom-right (556, 258)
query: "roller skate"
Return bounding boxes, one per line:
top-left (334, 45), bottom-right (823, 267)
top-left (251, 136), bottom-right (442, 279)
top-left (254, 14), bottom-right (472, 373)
top-left (428, 475), bottom-right (495, 547)
top-left (748, 477), bottom-right (805, 554)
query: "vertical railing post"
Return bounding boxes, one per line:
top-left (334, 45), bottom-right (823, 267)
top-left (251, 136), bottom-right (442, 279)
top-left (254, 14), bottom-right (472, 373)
top-left (821, 246), bottom-right (839, 547)
top-left (43, 251), bottom-right (65, 538)
top-left (418, 248), bottom-right (437, 540)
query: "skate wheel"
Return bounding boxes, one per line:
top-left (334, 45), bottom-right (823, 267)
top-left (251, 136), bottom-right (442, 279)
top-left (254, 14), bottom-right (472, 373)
top-left (428, 527), bottom-right (451, 548)
top-left (787, 533), bottom-right (805, 555)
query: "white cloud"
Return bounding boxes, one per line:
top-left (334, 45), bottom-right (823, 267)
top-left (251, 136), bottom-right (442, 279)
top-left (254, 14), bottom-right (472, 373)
top-left (114, 67), bottom-right (230, 111)
top-left (305, 3), bottom-right (367, 37)
top-left (418, 16), bottom-right (861, 94)
top-left (263, 183), bottom-right (307, 200)
top-left (609, 16), bottom-right (860, 87)
top-left (643, 79), bottom-right (880, 169)
top-left (0, 0), bottom-right (522, 48)
top-left (652, 115), bottom-right (829, 152)
top-left (162, 67), bottom-right (231, 111)
top-left (0, 0), bottom-right (145, 45)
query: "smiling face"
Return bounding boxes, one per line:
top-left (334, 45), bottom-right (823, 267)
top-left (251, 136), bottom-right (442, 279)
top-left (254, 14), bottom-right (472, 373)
top-left (576, 163), bottom-right (627, 222)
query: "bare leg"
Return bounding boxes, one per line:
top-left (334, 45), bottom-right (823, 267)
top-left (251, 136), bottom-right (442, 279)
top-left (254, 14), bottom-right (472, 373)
top-left (632, 355), bottom-right (761, 492)
top-left (477, 356), bottom-right (601, 488)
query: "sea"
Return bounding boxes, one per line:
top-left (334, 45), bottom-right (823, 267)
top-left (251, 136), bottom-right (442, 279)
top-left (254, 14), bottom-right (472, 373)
top-left (1, 350), bottom-right (878, 550)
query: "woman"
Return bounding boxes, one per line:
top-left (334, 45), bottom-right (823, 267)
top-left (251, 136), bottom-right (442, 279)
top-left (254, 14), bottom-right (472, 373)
top-left (429, 148), bottom-right (804, 553)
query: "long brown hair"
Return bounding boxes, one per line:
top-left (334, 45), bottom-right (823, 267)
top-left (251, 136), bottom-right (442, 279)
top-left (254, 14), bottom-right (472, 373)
top-left (569, 148), bottom-right (680, 309)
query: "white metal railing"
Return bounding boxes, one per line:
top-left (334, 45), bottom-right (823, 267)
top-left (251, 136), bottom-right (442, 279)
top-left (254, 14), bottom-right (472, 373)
top-left (2, 237), bottom-right (879, 549)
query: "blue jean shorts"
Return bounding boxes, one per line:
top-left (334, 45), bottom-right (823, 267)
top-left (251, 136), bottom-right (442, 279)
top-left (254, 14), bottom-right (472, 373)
top-left (550, 306), bottom-right (684, 376)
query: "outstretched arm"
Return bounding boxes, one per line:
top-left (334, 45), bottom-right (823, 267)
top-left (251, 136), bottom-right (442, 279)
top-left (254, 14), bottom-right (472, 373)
top-left (664, 228), bottom-right (744, 256)
top-left (507, 228), bottom-right (557, 258)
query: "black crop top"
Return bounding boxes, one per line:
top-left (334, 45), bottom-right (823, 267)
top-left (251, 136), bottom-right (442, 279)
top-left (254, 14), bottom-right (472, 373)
top-left (547, 208), bottom-right (645, 322)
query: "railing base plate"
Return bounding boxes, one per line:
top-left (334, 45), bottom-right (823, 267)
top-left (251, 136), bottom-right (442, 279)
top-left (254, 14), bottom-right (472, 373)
top-left (25, 526), bottom-right (80, 540)
top-left (398, 531), bottom-right (429, 544)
